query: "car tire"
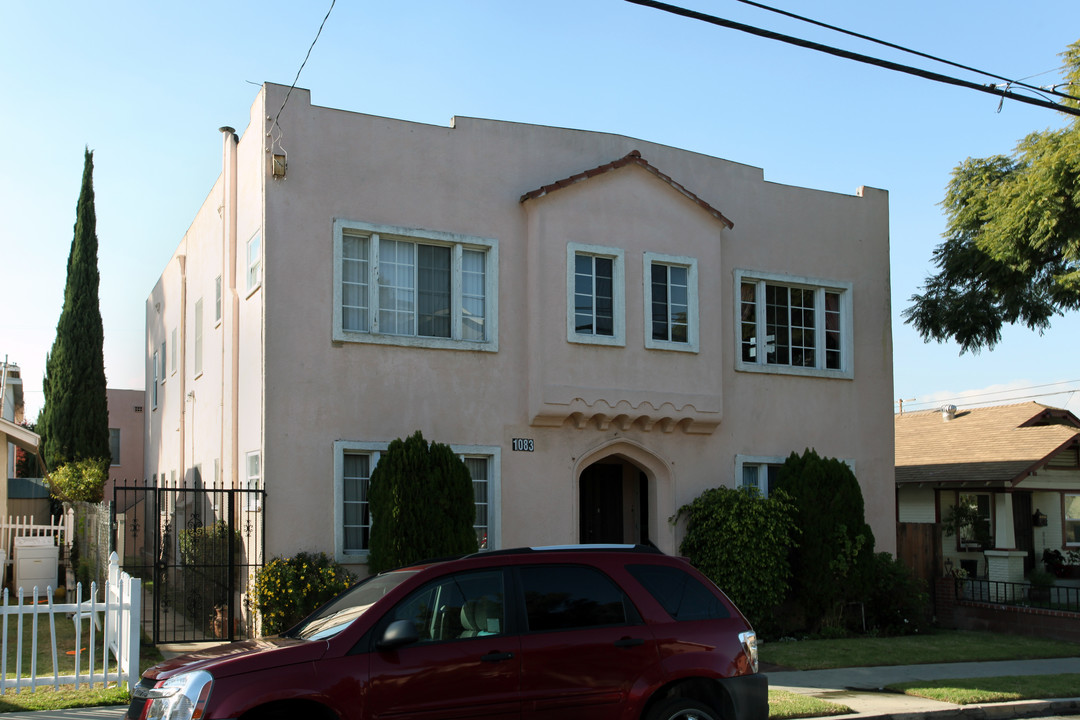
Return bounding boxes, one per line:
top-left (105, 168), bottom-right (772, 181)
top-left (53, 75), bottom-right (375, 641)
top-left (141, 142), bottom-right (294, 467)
top-left (644, 698), bottom-right (721, 720)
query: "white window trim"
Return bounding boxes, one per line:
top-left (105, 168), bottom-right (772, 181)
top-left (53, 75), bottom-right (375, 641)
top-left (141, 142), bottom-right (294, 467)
top-left (734, 269), bottom-right (854, 379)
top-left (332, 219), bottom-right (499, 352)
top-left (735, 453), bottom-right (856, 498)
top-left (333, 440), bottom-right (501, 564)
top-left (567, 242), bottom-right (625, 347)
top-left (643, 251), bottom-right (699, 353)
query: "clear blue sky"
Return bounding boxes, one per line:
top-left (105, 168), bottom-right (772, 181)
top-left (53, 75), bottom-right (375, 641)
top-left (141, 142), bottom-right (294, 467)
top-left (3, 1), bottom-right (1079, 419)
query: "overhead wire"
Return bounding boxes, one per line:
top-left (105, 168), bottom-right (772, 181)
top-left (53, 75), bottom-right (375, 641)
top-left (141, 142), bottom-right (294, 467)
top-left (726, 0), bottom-right (1080, 104)
top-left (623, 0), bottom-right (1080, 117)
top-left (899, 379), bottom-right (1080, 412)
top-left (267, 0), bottom-right (337, 162)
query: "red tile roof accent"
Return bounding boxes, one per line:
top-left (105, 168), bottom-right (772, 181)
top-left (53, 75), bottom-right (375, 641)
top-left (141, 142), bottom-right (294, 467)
top-left (519, 150), bottom-right (734, 229)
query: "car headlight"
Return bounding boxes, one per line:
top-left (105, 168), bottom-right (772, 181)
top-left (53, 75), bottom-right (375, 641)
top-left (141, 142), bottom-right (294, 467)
top-left (133, 670), bottom-right (214, 720)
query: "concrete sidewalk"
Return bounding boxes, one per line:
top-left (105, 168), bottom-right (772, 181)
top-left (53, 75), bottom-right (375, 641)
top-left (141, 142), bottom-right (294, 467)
top-left (769, 656), bottom-right (1080, 719)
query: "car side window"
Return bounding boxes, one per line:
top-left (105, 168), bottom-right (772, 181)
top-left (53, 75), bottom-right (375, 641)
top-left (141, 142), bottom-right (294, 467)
top-left (388, 570), bottom-right (505, 643)
top-left (627, 564), bottom-right (730, 621)
top-left (520, 565), bottom-right (639, 632)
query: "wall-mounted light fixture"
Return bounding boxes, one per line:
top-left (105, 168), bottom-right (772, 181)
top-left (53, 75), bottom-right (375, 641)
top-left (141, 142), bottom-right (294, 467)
top-left (272, 152), bottom-right (287, 178)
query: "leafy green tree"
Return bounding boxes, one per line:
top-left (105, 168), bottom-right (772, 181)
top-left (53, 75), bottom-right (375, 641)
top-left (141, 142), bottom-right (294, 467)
top-left (904, 41), bottom-right (1080, 353)
top-left (45, 457), bottom-right (108, 503)
top-left (40, 148), bottom-right (110, 470)
top-left (675, 486), bottom-right (796, 634)
top-left (772, 448), bottom-right (876, 631)
top-left (367, 431), bottom-right (478, 573)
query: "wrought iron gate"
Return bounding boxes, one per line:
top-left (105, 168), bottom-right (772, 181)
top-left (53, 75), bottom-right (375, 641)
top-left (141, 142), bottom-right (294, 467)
top-left (112, 485), bottom-right (264, 644)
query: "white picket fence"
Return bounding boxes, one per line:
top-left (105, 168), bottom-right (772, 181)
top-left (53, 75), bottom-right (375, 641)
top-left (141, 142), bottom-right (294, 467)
top-left (0, 552), bottom-right (141, 693)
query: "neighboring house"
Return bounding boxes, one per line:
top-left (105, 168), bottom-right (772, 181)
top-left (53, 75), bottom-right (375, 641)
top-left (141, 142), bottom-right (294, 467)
top-left (0, 417), bottom-right (39, 523)
top-left (896, 402), bottom-right (1080, 584)
top-left (145, 83), bottom-right (894, 576)
top-left (105, 388), bottom-right (145, 498)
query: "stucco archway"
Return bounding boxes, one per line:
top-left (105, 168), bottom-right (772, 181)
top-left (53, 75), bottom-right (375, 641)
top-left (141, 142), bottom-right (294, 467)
top-left (574, 440), bottom-right (675, 553)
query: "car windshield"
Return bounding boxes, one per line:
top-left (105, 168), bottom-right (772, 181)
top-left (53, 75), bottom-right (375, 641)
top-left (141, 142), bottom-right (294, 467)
top-left (287, 569), bottom-right (420, 641)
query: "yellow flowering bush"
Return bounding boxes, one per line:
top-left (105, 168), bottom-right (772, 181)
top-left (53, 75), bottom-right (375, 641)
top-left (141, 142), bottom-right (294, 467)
top-left (251, 551), bottom-right (355, 635)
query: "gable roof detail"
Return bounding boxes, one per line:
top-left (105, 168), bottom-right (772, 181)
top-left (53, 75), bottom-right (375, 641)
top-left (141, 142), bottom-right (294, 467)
top-left (895, 402), bottom-right (1080, 487)
top-left (519, 150), bottom-right (735, 229)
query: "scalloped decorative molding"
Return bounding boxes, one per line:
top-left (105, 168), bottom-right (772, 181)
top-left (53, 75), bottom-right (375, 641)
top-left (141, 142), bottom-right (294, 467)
top-left (531, 384), bottom-right (721, 435)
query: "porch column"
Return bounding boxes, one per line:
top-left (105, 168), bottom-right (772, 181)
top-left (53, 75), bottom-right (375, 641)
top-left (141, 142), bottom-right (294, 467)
top-left (993, 493), bottom-right (1015, 548)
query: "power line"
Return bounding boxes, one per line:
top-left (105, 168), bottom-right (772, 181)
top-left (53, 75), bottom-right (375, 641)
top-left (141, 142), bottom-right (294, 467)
top-left (900, 379), bottom-right (1080, 412)
top-left (726, 0), bottom-right (1080, 104)
top-left (624, 0), bottom-right (1080, 117)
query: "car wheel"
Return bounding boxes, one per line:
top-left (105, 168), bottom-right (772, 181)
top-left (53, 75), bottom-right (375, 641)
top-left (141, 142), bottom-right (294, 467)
top-left (645, 698), bottom-right (720, 720)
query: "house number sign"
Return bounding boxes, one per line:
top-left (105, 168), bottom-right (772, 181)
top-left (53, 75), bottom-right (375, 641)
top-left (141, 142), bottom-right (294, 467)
top-left (511, 438), bottom-right (535, 452)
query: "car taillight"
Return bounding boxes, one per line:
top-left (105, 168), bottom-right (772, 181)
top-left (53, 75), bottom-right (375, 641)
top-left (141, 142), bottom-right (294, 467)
top-left (739, 630), bottom-right (759, 674)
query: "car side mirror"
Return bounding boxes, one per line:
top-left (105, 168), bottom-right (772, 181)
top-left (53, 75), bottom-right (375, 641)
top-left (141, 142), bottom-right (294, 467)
top-left (376, 620), bottom-right (419, 651)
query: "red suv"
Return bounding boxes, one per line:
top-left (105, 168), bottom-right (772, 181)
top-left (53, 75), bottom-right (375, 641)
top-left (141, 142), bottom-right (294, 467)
top-left (127, 545), bottom-right (767, 720)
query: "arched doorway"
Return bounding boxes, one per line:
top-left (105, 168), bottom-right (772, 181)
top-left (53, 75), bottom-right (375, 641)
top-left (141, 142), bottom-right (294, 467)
top-left (579, 460), bottom-right (650, 545)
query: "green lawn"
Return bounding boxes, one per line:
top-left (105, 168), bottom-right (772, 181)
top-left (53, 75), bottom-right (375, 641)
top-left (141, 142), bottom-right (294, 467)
top-left (761, 630), bottom-right (1080, 670)
top-left (763, 630), bottom-right (1080, 718)
top-left (887, 673), bottom-right (1080, 705)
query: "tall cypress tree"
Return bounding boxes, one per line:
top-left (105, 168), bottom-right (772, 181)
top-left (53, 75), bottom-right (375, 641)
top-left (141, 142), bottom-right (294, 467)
top-left (40, 148), bottom-right (110, 470)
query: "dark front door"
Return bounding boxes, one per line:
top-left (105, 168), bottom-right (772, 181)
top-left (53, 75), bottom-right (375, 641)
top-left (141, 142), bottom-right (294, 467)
top-left (580, 465), bottom-right (623, 544)
top-left (1013, 491), bottom-right (1034, 575)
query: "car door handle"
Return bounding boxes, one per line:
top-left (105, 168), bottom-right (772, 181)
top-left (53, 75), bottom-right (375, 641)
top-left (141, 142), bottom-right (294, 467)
top-left (481, 651), bottom-right (514, 662)
top-left (614, 637), bottom-right (645, 648)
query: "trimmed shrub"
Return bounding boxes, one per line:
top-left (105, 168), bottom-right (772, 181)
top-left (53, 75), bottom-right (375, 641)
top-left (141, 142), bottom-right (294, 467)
top-left (675, 486), bottom-right (797, 634)
top-left (251, 552), bottom-right (355, 635)
top-left (367, 431), bottom-right (478, 574)
top-left (864, 552), bottom-right (930, 635)
top-left (772, 448), bottom-right (876, 632)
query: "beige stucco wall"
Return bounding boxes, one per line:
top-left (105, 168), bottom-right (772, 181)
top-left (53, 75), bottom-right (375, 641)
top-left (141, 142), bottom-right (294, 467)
top-left (105, 389), bottom-right (145, 496)
top-left (148, 83), bottom-right (895, 573)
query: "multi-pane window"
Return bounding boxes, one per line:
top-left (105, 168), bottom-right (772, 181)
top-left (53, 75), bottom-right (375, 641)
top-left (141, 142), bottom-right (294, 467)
top-left (170, 329), bottom-right (177, 374)
top-left (247, 234), bottom-right (261, 292)
top-left (644, 252), bottom-right (698, 351)
top-left (1065, 494), bottom-right (1079, 546)
top-left (741, 463), bottom-right (779, 497)
top-left (246, 451), bottom-right (260, 492)
top-left (335, 220), bottom-right (497, 350)
top-left (194, 298), bottom-right (204, 377)
top-left (737, 270), bottom-right (851, 377)
top-left (575, 254), bottom-right (614, 336)
top-left (160, 342), bottom-right (167, 383)
top-left (566, 243), bottom-right (624, 346)
top-left (334, 442), bottom-right (499, 560)
top-left (465, 457), bottom-right (490, 549)
top-left (151, 351), bottom-right (159, 409)
top-left (109, 428), bottom-right (121, 466)
top-left (342, 453), bottom-right (371, 555)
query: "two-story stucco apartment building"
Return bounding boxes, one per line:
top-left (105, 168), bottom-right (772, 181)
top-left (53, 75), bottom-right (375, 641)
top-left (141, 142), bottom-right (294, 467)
top-left (146, 83), bottom-right (894, 575)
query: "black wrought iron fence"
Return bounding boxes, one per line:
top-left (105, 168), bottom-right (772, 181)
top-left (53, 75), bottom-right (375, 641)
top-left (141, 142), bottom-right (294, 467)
top-left (958, 578), bottom-right (1080, 613)
top-left (112, 485), bottom-right (264, 644)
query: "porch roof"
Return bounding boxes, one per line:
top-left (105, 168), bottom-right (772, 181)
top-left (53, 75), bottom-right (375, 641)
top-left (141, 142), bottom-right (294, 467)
top-left (895, 402), bottom-right (1080, 487)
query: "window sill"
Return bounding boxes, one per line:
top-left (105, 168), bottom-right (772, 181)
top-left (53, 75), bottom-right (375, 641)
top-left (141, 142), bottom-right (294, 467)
top-left (735, 360), bottom-right (853, 380)
top-left (333, 330), bottom-right (498, 353)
